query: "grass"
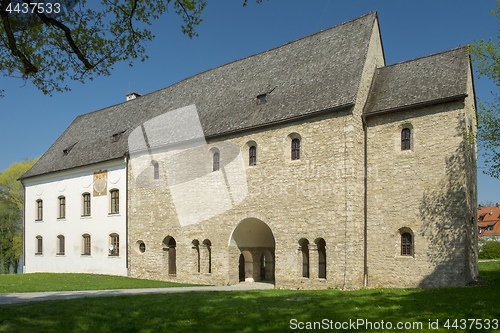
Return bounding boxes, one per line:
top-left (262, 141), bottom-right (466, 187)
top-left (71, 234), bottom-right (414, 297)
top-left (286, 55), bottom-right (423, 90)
top-left (0, 273), bottom-right (200, 293)
top-left (0, 262), bottom-right (499, 332)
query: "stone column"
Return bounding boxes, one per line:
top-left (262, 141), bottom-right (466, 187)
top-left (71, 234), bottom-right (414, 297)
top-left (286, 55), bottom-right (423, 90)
top-left (309, 243), bottom-right (319, 279)
top-left (199, 244), bottom-right (210, 273)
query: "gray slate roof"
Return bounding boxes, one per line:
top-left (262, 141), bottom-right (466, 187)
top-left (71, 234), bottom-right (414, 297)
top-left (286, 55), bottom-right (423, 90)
top-left (21, 12), bottom-right (378, 180)
top-left (20, 13), bottom-right (471, 181)
top-left (364, 47), bottom-right (470, 115)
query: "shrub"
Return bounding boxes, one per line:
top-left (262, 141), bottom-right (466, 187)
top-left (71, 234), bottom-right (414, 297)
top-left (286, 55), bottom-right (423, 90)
top-left (479, 240), bottom-right (500, 259)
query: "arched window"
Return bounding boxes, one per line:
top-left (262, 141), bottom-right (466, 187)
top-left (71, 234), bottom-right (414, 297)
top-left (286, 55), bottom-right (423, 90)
top-left (203, 239), bottom-right (212, 274)
top-left (36, 199), bottom-right (43, 221)
top-left (109, 234), bottom-right (119, 256)
top-left (35, 236), bottom-right (43, 255)
top-left (58, 196), bottom-right (66, 219)
top-left (213, 152), bottom-right (220, 171)
top-left (317, 238), bottom-right (326, 279)
top-left (82, 234), bottom-right (91, 255)
top-left (110, 189), bottom-right (119, 214)
top-left (299, 239), bottom-right (309, 278)
top-left (292, 138), bottom-right (300, 160)
top-left (401, 128), bottom-right (411, 151)
top-left (401, 233), bottom-right (412, 256)
top-left (249, 146), bottom-right (257, 166)
top-left (192, 240), bottom-right (200, 273)
top-left (82, 193), bottom-right (91, 216)
top-left (153, 162), bottom-right (160, 179)
top-left (163, 237), bottom-right (177, 276)
top-left (57, 235), bottom-right (65, 255)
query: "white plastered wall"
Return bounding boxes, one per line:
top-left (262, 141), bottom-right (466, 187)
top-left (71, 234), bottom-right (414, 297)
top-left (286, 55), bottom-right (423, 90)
top-left (23, 159), bottom-right (127, 276)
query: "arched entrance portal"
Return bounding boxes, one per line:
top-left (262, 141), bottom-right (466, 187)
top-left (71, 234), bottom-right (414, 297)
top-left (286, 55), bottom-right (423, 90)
top-left (229, 218), bottom-right (275, 283)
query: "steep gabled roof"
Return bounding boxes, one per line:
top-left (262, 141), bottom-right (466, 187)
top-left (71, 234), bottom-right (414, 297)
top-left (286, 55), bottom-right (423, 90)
top-left (21, 12), bottom-right (378, 180)
top-left (478, 205), bottom-right (500, 238)
top-left (364, 47), bottom-right (470, 116)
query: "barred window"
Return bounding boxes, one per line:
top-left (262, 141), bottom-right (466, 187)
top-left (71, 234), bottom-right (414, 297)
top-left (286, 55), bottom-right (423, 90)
top-left (292, 138), bottom-right (300, 160)
top-left (401, 128), bottom-right (411, 151)
top-left (401, 233), bottom-right (412, 256)
top-left (249, 146), bottom-right (257, 166)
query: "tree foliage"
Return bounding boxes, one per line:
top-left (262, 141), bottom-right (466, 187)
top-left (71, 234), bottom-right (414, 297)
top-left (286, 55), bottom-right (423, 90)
top-left (0, 158), bottom-right (37, 273)
top-left (479, 240), bottom-right (500, 259)
top-left (470, 0), bottom-right (500, 179)
top-left (0, 0), bottom-right (264, 97)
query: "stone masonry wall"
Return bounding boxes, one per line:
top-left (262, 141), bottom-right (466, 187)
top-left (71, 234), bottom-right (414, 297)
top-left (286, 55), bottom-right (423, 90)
top-left (365, 98), bottom-right (477, 288)
top-left (128, 109), bottom-right (362, 290)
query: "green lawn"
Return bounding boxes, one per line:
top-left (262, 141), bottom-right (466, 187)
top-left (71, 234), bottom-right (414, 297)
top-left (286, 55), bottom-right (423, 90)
top-left (0, 262), bottom-right (499, 333)
top-left (0, 273), bottom-right (200, 293)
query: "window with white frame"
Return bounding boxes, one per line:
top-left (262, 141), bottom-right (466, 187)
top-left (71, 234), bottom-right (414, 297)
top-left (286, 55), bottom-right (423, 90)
top-left (82, 193), bottom-right (91, 216)
top-left (57, 196), bottom-right (66, 219)
top-left (110, 189), bottom-right (119, 214)
top-left (57, 235), bottom-right (65, 255)
top-left (36, 199), bottom-right (43, 221)
top-left (109, 234), bottom-right (119, 256)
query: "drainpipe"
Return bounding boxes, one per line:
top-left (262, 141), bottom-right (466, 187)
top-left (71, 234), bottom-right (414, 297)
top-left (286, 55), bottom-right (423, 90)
top-left (22, 183), bottom-right (26, 273)
top-left (362, 116), bottom-right (368, 287)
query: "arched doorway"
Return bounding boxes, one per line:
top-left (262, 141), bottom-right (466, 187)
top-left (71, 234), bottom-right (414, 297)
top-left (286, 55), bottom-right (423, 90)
top-left (229, 218), bottom-right (275, 283)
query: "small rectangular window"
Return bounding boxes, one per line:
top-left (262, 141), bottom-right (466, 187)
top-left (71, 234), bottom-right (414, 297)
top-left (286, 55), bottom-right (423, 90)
top-left (249, 146), bottom-right (257, 166)
top-left (110, 190), bottom-right (119, 214)
top-left (291, 138), bottom-right (300, 160)
top-left (257, 94), bottom-right (267, 105)
top-left (213, 152), bottom-right (220, 172)
top-left (58, 196), bottom-right (66, 219)
top-left (83, 235), bottom-right (91, 255)
top-left (36, 200), bottom-right (43, 221)
top-left (82, 193), bottom-right (91, 216)
top-left (57, 235), bottom-right (65, 255)
top-left (36, 236), bottom-right (43, 255)
top-left (110, 235), bottom-right (119, 256)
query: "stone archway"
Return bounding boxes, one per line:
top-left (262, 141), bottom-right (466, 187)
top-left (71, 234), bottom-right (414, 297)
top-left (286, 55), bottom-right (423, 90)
top-left (229, 218), bottom-right (275, 283)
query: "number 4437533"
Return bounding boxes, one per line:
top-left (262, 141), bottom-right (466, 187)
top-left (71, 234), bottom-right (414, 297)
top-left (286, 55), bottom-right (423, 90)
top-left (443, 318), bottom-right (498, 330)
top-left (5, 2), bottom-right (61, 14)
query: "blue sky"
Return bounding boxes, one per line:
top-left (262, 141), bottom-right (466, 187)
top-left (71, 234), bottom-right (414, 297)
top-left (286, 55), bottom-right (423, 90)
top-left (1, 0), bottom-right (499, 204)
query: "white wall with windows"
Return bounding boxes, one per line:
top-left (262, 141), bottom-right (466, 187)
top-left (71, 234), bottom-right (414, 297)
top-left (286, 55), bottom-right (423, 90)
top-left (23, 159), bottom-right (127, 276)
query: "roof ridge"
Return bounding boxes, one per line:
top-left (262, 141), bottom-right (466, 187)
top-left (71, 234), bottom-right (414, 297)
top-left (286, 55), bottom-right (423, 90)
top-left (64, 12), bottom-right (379, 121)
top-left (380, 46), bottom-right (469, 70)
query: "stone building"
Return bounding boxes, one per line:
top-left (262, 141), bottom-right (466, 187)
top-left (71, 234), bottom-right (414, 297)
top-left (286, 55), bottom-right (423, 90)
top-left (21, 12), bottom-right (478, 289)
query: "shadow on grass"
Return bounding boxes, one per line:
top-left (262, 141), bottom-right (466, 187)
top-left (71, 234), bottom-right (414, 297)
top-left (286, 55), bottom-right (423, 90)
top-left (0, 262), bottom-right (499, 332)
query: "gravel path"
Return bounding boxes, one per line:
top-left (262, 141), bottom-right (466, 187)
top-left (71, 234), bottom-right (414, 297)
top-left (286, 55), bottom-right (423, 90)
top-left (0, 282), bottom-right (274, 305)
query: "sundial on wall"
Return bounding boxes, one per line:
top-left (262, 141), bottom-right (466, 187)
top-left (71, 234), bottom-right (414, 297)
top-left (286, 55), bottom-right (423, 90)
top-left (93, 170), bottom-right (108, 196)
